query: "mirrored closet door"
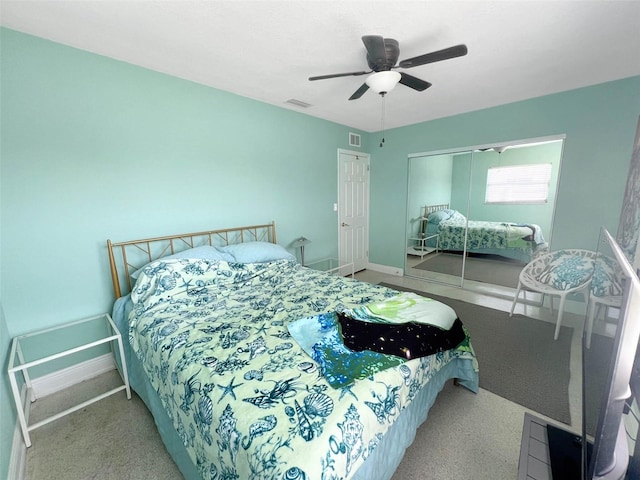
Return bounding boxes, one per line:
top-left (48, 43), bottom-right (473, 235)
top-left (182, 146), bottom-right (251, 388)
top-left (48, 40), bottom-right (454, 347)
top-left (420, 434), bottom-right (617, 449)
top-left (406, 150), bottom-right (472, 287)
top-left (405, 137), bottom-right (564, 292)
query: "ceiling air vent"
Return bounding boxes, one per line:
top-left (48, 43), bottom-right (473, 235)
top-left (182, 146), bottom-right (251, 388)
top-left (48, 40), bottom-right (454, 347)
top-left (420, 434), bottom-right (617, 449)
top-left (285, 99), bottom-right (312, 108)
top-left (349, 132), bottom-right (361, 147)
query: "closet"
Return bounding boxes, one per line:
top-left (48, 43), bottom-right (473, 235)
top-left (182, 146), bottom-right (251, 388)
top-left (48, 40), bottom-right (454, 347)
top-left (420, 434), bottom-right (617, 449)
top-left (405, 137), bottom-right (564, 291)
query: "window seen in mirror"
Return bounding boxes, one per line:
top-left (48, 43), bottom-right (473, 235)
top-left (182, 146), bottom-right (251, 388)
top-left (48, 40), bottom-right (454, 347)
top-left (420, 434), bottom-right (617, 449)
top-left (485, 163), bottom-right (552, 204)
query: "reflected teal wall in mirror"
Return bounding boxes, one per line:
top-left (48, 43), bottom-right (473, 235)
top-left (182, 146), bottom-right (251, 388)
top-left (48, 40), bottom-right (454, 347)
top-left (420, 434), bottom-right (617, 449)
top-left (466, 140), bottom-right (563, 240)
top-left (407, 154), bottom-right (453, 237)
top-left (369, 75), bottom-right (640, 269)
top-left (451, 152), bottom-right (472, 213)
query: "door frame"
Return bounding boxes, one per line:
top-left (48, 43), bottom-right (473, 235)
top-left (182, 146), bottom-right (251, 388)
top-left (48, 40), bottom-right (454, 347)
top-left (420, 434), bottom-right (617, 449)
top-left (337, 148), bottom-right (370, 273)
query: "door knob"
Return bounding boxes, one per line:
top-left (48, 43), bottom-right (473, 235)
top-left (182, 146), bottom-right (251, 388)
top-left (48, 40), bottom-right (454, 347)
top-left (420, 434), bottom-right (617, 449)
top-left (341, 222), bottom-right (350, 227)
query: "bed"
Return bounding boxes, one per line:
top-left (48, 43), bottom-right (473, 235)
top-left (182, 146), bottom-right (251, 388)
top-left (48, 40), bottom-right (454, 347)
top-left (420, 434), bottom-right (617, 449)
top-left (107, 222), bottom-right (479, 480)
top-left (420, 204), bottom-right (547, 263)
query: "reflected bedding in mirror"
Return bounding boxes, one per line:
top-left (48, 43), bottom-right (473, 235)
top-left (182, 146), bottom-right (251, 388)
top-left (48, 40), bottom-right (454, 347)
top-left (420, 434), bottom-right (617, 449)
top-left (423, 205), bottom-right (547, 263)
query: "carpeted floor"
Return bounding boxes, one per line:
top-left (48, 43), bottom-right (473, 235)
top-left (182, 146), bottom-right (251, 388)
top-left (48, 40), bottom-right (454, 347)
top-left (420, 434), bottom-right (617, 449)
top-left (24, 368), bottom-right (525, 480)
top-left (414, 252), bottom-right (524, 288)
top-left (25, 372), bottom-right (183, 479)
top-left (380, 282), bottom-right (573, 424)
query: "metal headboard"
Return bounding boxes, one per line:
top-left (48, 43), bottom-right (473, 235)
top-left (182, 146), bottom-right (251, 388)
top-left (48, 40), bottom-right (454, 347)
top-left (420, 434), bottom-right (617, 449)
top-left (107, 222), bottom-right (276, 298)
top-left (423, 204), bottom-right (450, 217)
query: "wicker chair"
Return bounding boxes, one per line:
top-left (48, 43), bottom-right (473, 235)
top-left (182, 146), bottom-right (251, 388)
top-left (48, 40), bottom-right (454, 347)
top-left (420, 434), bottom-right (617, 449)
top-left (509, 249), bottom-right (596, 340)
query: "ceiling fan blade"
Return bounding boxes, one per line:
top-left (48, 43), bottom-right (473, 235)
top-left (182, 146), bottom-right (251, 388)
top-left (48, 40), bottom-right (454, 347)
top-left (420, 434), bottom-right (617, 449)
top-left (399, 73), bottom-right (432, 92)
top-left (398, 44), bottom-right (468, 69)
top-left (349, 83), bottom-right (369, 100)
top-left (362, 35), bottom-right (387, 65)
top-left (309, 71), bottom-right (370, 81)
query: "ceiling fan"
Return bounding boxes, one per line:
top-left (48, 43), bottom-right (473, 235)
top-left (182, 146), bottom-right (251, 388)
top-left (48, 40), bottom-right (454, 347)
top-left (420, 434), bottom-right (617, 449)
top-left (309, 35), bottom-right (468, 100)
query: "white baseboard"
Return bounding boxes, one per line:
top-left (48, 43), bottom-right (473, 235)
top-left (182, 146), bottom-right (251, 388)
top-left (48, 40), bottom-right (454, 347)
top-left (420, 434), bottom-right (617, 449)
top-left (366, 262), bottom-right (404, 276)
top-left (31, 352), bottom-right (116, 399)
top-left (8, 386), bottom-right (28, 480)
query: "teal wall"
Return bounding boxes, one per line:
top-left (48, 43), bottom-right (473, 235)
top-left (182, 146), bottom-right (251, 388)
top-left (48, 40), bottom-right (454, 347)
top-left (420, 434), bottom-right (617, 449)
top-left (0, 310), bottom-right (12, 479)
top-left (0, 42), bottom-right (12, 472)
top-left (0, 27), bottom-right (367, 338)
top-left (369, 75), bottom-right (640, 268)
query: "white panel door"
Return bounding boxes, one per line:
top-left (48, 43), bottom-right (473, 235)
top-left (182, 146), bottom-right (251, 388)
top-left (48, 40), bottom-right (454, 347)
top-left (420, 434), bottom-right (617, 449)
top-left (338, 149), bottom-right (370, 273)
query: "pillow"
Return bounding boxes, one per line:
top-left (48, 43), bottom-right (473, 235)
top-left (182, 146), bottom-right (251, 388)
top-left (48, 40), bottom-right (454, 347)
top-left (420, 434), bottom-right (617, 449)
top-left (427, 209), bottom-right (453, 224)
top-left (217, 241), bottom-right (296, 263)
top-left (447, 210), bottom-right (467, 223)
top-left (130, 245), bottom-right (234, 280)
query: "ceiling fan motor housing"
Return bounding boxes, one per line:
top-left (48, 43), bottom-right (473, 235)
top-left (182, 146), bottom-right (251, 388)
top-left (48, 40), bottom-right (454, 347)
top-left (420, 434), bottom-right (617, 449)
top-left (367, 38), bottom-right (399, 71)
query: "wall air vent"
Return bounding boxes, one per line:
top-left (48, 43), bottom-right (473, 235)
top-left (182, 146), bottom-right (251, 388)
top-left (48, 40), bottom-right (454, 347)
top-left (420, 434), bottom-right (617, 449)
top-left (349, 132), bottom-right (361, 147)
top-left (285, 99), bottom-right (312, 108)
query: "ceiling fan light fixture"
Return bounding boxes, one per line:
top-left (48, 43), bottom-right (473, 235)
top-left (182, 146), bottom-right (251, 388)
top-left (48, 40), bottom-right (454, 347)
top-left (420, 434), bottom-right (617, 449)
top-left (365, 71), bottom-right (401, 95)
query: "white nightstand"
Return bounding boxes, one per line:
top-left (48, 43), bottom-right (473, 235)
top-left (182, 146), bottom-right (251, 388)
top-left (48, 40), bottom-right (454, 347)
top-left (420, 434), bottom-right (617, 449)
top-left (307, 257), bottom-right (355, 277)
top-left (7, 313), bottom-right (131, 447)
top-left (407, 233), bottom-right (439, 259)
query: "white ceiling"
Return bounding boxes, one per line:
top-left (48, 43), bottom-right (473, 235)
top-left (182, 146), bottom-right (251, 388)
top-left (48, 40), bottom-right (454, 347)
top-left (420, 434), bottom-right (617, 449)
top-left (2, 1), bottom-right (639, 132)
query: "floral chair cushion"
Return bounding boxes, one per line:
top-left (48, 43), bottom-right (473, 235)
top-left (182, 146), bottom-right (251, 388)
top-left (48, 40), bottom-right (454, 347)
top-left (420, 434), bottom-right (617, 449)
top-left (536, 250), bottom-right (594, 290)
top-left (590, 254), bottom-right (624, 297)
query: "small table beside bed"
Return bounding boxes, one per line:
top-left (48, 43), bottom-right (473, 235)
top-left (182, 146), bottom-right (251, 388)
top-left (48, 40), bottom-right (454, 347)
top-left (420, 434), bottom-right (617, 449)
top-left (107, 222), bottom-right (479, 480)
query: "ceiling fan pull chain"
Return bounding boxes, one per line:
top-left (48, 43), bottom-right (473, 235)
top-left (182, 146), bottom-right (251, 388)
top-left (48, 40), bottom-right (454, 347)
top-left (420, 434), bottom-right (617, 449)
top-left (380, 93), bottom-right (386, 148)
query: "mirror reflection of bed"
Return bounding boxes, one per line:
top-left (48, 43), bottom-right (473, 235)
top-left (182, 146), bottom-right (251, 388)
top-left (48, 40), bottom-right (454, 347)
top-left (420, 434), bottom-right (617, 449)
top-left (406, 137), bottom-right (563, 296)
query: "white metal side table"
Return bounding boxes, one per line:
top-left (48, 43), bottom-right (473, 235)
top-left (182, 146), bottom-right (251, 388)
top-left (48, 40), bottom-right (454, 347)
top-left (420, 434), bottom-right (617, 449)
top-left (8, 313), bottom-right (131, 447)
top-left (307, 257), bottom-right (355, 277)
top-left (407, 233), bottom-right (439, 259)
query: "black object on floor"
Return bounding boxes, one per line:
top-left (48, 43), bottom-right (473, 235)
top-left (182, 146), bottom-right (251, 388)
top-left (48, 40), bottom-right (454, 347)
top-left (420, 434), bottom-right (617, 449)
top-left (547, 424), bottom-right (583, 479)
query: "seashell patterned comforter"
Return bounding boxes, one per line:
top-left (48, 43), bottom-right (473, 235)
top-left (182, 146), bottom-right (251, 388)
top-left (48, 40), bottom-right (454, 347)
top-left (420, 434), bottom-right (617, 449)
top-left (428, 210), bottom-right (546, 260)
top-left (128, 257), bottom-right (478, 480)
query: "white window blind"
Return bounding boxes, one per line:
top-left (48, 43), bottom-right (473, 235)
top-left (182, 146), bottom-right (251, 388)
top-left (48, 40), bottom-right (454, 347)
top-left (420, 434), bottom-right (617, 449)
top-left (485, 163), bottom-right (552, 204)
